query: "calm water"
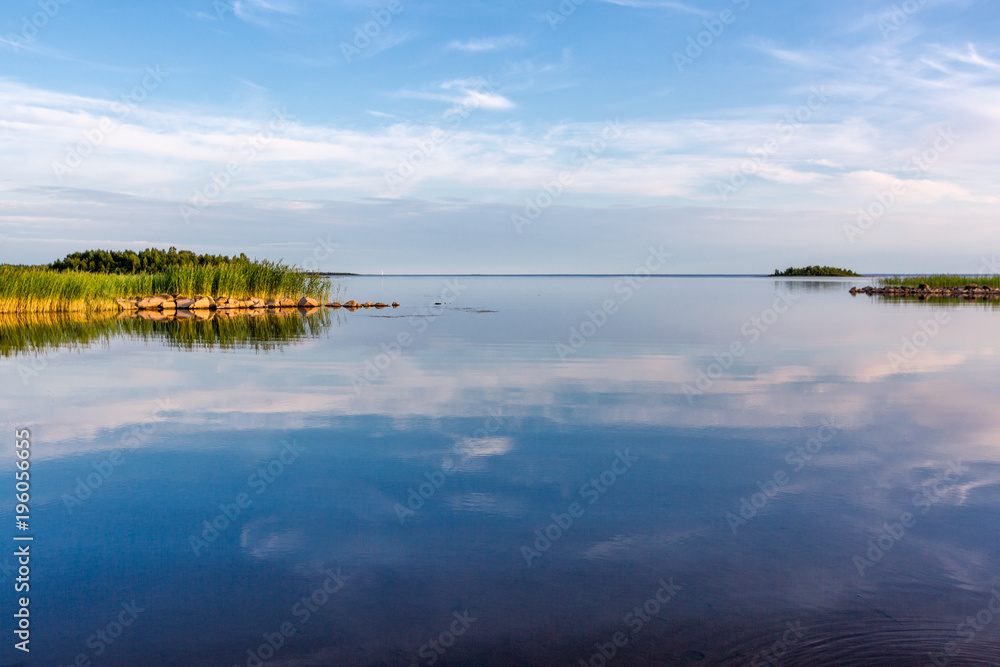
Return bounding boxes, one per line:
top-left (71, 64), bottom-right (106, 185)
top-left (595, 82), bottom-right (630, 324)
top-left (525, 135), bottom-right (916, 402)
top-left (2, 276), bottom-right (1000, 666)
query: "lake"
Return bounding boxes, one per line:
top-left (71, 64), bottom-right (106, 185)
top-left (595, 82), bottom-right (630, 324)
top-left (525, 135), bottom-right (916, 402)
top-left (2, 276), bottom-right (999, 666)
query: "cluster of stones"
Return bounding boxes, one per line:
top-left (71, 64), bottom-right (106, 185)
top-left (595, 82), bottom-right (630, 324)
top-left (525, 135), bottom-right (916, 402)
top-left (116, 295), bottom-right (400, 312)
top-left (850, 283), bottom-right (1000, 300)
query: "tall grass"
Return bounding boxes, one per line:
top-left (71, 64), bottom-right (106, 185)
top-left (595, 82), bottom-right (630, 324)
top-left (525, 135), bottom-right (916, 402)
top-left (0, 261), bottom-right (332, 313)
top-left (876, 275), bottom-right (1000, 289)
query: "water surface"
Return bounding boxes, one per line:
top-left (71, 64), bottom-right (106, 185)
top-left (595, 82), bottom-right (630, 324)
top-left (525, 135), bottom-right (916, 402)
top-left (2, 276), bottom-right (999, 666)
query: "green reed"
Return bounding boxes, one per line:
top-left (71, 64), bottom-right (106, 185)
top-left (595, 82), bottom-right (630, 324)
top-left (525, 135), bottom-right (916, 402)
top-left (0, 262), bottom-right (333, 313)
top-left (876, 275), bottom-right (1000, 289)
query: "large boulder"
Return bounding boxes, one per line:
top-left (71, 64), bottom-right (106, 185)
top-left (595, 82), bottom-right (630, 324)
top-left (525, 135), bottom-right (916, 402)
top-left (190, 295), bottom-right (214, 309)
top-left (137, 295), bottom-right (165, 310)
top-left (343, 300), bottom-right (360, 308)
top-left (279, 297), bottom-right (297, 308)
top-left (176, 296), bottom-right (212, 310)
top-left (298, 297), bottom-right (319, 308)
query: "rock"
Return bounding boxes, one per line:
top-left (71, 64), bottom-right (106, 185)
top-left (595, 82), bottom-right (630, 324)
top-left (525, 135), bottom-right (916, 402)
top-left (160, 300), bottom-right (177, 311)
top-left (298, 297), bottom-right (319, 308)
top-left (374, 303), bottom-right (388, 308)
top-left (363, 302), bottom-right (374, 308)
top-left (849, 287), bottom-right (858, 295)
top-left (343, 300), bottom-right (360, 308)
top-left (265, 298), bottom-right (281, 308)
top-left (137, 296), bottom-right (165, 310)
top-left (918, 283), bottom-right (929, 290)
top-left (392, 302), bottom-right (400, 308)
top-left (326, 302), bottom-right (342, 308)
top-left (247, 297), bottom-right (265, 309)
top-left (967, 284), bottom-right (979, 290)
top-left (279, 297), bottom-right (297, 308)
top-left (177, 296), bottom-right (212, 310)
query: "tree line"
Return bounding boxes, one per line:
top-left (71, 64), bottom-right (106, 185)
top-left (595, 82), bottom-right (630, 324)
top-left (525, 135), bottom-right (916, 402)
top-left (48, 248), bottom-right (250, 274)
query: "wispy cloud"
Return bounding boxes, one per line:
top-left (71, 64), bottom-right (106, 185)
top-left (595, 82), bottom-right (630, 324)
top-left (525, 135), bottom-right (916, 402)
top-left (397, 78), bottom-right (517, 110)
top-left (594, 0), bottom-right (713, 17)
top-left (232, 0), bottom-right (298, 27)
top-left (446, 36), bottom-right (525, 53)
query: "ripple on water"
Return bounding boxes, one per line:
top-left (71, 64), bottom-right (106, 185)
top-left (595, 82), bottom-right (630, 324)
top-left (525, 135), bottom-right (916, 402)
top-left (710, 613), bottom-right (1000, 666)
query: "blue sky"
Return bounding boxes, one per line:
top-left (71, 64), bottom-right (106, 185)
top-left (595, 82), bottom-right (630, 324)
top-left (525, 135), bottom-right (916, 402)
top-left (1, 0), bottom-right (999, 272)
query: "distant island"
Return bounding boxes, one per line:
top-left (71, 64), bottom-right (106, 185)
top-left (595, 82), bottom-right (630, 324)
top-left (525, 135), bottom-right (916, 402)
top-left (771, 266), bottom-right (862, 277)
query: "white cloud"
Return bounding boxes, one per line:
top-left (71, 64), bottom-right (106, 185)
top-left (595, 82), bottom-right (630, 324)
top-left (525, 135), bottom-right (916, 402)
top-left (446, 36), bottom-right (525, 53)
top-left (595, 0), bottom-right (713, 17)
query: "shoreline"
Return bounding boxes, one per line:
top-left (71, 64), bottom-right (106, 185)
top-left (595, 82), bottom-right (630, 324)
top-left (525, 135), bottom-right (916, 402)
top-left (115, 294), bottom-right (399, 313)
top-left (851, 283), bottom-right (1000, 300)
